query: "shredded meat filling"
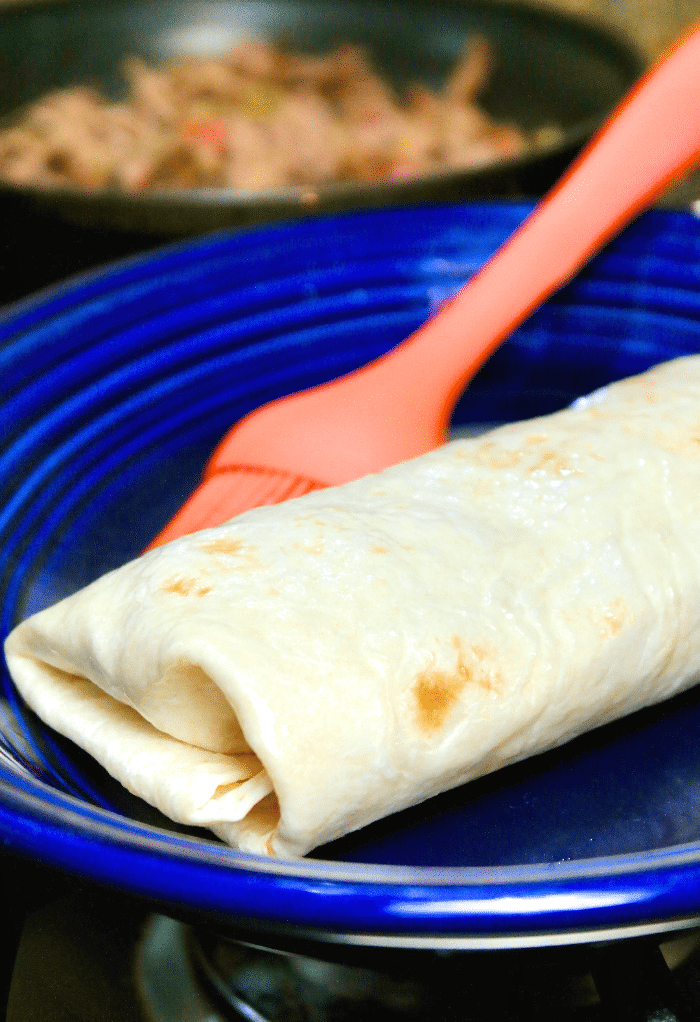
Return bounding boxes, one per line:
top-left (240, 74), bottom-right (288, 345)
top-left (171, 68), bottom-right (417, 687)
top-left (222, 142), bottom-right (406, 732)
top-left (0, 37), bottom-right (560, 192)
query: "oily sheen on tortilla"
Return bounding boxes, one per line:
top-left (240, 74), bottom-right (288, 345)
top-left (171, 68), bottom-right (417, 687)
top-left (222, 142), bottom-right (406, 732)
top-left (6, 355), bottom-right (700, 859)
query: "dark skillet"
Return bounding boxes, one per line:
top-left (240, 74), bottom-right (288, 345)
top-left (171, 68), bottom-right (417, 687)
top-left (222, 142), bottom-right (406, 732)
top-left (0, 0), bottom-right (644, 237)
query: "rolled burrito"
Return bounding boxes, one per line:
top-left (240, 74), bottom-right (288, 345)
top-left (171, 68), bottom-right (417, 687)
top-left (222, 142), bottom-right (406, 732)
top-left (6, 355), bottom-right (700, 858)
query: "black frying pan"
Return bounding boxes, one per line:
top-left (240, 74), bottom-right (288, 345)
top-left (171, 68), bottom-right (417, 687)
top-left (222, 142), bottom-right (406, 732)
top-left (0, 0), bottom-right (645, 238)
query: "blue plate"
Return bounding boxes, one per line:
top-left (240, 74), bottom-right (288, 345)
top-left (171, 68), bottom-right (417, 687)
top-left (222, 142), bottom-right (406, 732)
top-left (3, 202), bottom-right (700, 950)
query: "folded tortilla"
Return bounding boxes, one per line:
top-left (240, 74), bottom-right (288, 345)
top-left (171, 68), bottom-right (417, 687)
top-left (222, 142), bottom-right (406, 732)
top-left (6, 355), bottom-right (700, 858)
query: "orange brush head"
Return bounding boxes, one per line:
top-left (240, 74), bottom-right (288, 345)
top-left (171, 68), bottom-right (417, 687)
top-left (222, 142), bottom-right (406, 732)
top-left (146, 468), bottom-right (321, 549)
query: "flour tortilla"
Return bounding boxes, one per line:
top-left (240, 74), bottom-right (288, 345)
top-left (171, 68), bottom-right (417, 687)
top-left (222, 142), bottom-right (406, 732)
top-left (6, 355), bottom-right (700, 858)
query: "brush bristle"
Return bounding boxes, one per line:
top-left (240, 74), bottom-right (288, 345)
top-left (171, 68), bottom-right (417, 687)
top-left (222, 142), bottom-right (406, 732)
top-left (146, 468), bottom-right (321, 549)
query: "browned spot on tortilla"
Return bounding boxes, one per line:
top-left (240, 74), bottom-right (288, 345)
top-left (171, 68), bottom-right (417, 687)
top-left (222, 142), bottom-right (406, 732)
top-left (599, 597), bottom-right (631, 638)
top-left (266, 836), bottom-right (275, 856)
top-left (413, 636), bottom-right (500, 734)
top-left (292, 540), bottom-right (325, 555)
top-left (473, 441), bottom-right (523, 470)
top-left (528, 450), bottom-right (583, 476)
top-left (468, 640), bottom-right (504, 694)
top-left (414, 663), bottom-right (467, 734)
top-left (402, 544), bottom-right (414, 551)
top-left (162, 575), bottom-right (212, 597)
top-left (372, 545), bottom-right (389, 553)
top-left (200, 538), bottom-right (246, 555)
top-left (469, 477), bottom-right (495, 498)
top-left (199, 537), bottom-right (264, 571)
top-left (650, 426), bottom-right (700, 457)
top-left (526, 433), bottom-right (548, 444)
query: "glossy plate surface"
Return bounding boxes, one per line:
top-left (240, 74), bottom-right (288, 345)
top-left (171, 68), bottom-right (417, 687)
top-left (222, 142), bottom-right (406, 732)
top-left (3, 203), bottom-right (700, 948)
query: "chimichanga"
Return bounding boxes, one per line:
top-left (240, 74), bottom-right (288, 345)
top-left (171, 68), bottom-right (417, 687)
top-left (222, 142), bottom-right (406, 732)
top-left (6, 355), bottom-right (700, 858)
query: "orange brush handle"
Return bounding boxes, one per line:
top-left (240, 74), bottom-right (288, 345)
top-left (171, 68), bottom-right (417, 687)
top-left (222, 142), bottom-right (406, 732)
top-left (149, 23), bottom-right (700, 549)
top-left (204, 22), bottom-right (700, 488)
